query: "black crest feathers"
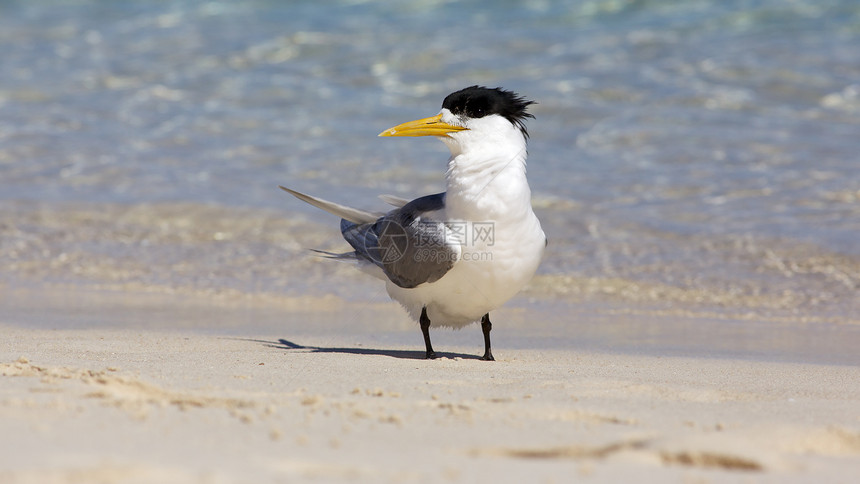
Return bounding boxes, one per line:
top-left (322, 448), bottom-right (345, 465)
top-left (441, 86), bottom-right (536, 138)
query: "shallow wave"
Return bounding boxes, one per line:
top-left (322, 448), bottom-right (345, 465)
top-left (3, 200), bottom-right (857, 324)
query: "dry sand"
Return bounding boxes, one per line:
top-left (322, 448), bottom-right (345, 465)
top-left (1, 290), bottom-right (859, 483)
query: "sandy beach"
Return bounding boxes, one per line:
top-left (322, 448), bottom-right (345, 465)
top-left (2, 290), bottom-right (859, 484)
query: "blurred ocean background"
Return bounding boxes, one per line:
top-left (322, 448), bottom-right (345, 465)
top-left (2, 0), bottom-right (859, 331)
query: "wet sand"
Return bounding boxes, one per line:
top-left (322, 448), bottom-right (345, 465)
top-left (1, 291), bottom-right (859, 483)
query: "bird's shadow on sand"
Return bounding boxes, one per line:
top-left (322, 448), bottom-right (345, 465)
top-left (245, 338), bottom-right (481, 360)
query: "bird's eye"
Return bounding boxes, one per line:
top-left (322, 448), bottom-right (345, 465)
top-left (468, 98), bottom-right (491, 118)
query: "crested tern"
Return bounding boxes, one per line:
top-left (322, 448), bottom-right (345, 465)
top-left (281, 86), bottom-right (546, 360)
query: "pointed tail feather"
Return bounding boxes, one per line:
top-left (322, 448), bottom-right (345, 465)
top-left (279, 186), bottom-right (382, 224)
top-left (309, 249), bottom-right (357, 260)
top-left (378, 194), bottom-right (410, 208)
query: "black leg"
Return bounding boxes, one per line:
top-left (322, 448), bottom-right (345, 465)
top-left (420, 307), bottom-right (437, 359)
top-left (480, 313), bottom-right (495, 361)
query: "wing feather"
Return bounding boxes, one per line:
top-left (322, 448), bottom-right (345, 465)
top-left (341, 193), bottom-right (459, 288)
top-left (279, 186), bottom-right (383, 224)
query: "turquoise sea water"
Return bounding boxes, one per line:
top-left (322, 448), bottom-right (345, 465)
top-left (1, 0), bottom-right (859, 329)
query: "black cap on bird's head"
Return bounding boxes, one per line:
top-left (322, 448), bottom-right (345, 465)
top-left (378, 85), bottom-right (536, 139)
top-left (441, 86), bottom-right (536, 138)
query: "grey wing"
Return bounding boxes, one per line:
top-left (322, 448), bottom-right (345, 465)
top-left (341, 193), bottom-right (459, 289)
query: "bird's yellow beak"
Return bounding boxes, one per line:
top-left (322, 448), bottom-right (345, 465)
top-left (378, 113), bottom-right (467, 137)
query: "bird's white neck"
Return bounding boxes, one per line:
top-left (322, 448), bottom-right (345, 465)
top-left (442, 125), bottom-right (532, 222)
